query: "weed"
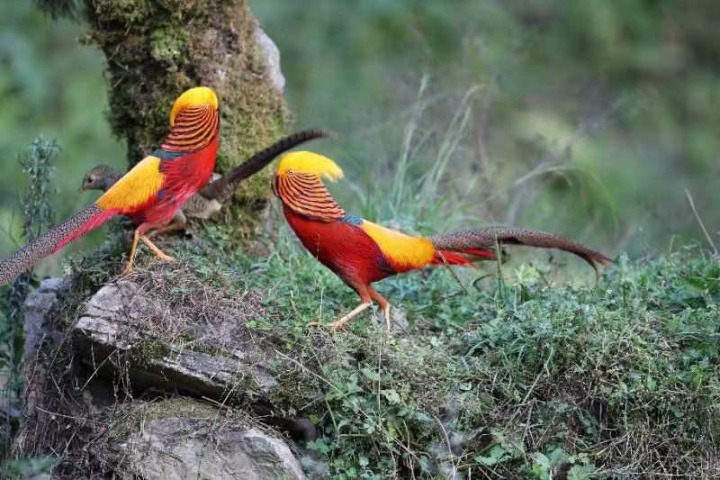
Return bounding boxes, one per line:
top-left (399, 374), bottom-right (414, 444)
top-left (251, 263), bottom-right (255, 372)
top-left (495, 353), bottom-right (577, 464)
top-left (240, 241), bottom-right (719, 478)
top-left (0, 137), bottom-right (59, 453)
top-left (142, 211), bottom-right (718, 479)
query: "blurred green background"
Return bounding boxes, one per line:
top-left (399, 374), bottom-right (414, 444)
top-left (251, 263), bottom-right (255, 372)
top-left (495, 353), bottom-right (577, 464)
top-left (1, 0), bottom-right (718, 276)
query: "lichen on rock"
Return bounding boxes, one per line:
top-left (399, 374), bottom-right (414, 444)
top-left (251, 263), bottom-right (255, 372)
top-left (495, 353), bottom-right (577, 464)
top-left (71, 265), bottom-right (278, 401)
top-left (114, 399), bottom-right (307, 480)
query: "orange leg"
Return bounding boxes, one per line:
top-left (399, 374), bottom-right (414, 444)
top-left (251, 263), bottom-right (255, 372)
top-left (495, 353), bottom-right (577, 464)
top-left (310, 283), bottom-right (394, 333)
top-left (122, 229), bottom-right (141, 275)
top-left (327, 302), bottom-right (372, 331)
top-left (310, 282), bottom-right (374, 331)
top-left (140, 235), bottom-right (175, 262)
top-left (122, 224), bottom-right (175, 275)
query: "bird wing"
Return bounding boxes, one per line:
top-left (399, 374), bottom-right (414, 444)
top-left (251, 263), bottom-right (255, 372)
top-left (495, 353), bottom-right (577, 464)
top-left (355, 219), bottom-right (436, 271)
top-left (95, 155), bottom-right (166, 212)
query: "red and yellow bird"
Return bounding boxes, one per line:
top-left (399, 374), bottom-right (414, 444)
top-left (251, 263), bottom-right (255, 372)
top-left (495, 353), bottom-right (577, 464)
top-left (0, 86), bottom-right (220, 285)
top-left (273, 151), bottom-right (613, 331)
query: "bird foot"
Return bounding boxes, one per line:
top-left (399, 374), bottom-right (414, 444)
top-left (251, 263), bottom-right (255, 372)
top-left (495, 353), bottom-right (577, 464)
top-left (307, 320), bottom-right (348, 332)
top-left (121, 264), bottom-right (134, 276)
top-left (155, 253), bottom-right (175, 262)
top-left (329, 321), bottom-right (350, 332)
top-left (139, 235), bottom-right (175, 262)
top-left (307, 303), bottom-right (371, 332)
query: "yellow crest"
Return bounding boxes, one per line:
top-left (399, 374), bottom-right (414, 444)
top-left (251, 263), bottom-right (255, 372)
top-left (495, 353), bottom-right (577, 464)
top-left (275, 151), bottom-right (344, 181)
top-left (169, 86), bottom-right (219, 125)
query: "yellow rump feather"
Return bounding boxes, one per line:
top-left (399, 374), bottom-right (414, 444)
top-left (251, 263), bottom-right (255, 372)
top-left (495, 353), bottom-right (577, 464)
top-left (96, 156), bottom-right (165, 211)
top-left (360, 220), bottom-right (436, 269)
top-left (276, 151), bottom-right (344, 181)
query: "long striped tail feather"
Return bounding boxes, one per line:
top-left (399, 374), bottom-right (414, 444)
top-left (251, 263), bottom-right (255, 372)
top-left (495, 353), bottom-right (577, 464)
top-left (430, 226), bottom-right (612, 272)
top-left (200, 129), bottom-right (331, 202)
top-left (0, 204), bottom-right (117, 286)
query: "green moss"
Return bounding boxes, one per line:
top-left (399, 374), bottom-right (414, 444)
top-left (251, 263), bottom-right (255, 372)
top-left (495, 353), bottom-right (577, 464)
top-left (137, 339), bottom-right (170, 364)
top-left (82, 0), bottom-right (289, 237)
top-left (150, 27), bottom-right (190, 64)
top-left (237, 249), bottom-right (720, 478)
top-left (107, 398), bottom-right (223, 444)
top-left (143, 397), bottom-right (217, 422)
top-left (92, 0), bottom-right (153, 24)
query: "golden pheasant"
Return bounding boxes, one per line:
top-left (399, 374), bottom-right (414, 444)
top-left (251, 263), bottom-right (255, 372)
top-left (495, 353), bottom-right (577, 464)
top-left (80, 130), bottom-right (329, 236)
top-left (273, 151), bottom-right (613, 331)
top-left (0, 86), bottom-right (220, 285)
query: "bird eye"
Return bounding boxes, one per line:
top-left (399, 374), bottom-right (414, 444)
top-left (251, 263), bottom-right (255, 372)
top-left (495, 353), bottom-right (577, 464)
top-left (288, 169), bottom-right (294, 174)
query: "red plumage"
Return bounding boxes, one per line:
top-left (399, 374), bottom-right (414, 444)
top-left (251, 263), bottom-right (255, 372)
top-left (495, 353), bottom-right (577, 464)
top-left (431, 248), bottom-right (497, 266)
top-left (129, 139), bottom-right (219, 232)
top-left (284, 206), bottom-right (391, 285)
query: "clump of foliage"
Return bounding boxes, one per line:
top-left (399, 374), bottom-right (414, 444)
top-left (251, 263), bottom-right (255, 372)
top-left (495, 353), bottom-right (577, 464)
top-left (141, 218), bottom-right (717, 479)
top-left (1, 137), bottom-right (59, 399)
top-left (0, 137), bottom-right (60, 474)
top-left (241, 242), bottom-right (719, 478)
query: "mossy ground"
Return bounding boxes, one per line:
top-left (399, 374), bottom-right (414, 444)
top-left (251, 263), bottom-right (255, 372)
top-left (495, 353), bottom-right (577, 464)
top-left (3, 204), bottom-right (719, 478)
top-left (42, 214), bottom-right (716, 479)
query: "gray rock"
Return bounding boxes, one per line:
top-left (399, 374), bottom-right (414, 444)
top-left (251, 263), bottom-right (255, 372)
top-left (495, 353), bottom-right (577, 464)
top-left (372, 305), bottom-right (409, 334)
top-left (254, 26), bottom-right (286, 93)
top-left (72, 280), bottom-right (277, 402)
top-left (115, 400), bottom-right (306, 480)
top-left (70, 279), bottom-right (312, 477)
top-left (23, 276), bottom-right (70, 359)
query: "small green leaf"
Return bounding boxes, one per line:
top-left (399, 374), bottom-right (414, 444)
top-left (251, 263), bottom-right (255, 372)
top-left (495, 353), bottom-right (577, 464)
top-left (533, 452), bottom-right (551, 469)
top-left (568, 463), bottom-right (597, 480)
top-left (475, 444), bottom-right (510, 466)
top-left (382, 388), bottom-right (402, 404)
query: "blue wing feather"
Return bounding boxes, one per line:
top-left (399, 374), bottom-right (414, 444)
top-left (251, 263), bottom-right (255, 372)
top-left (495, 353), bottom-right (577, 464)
top-left (341, 214), bottom-right (363, 226)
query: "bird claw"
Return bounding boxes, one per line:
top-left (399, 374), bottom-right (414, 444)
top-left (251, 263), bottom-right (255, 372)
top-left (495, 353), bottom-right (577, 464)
top-left (306, 320), bottom-right (348, 332)
top-left (329, 322), bottom-right (348, 332)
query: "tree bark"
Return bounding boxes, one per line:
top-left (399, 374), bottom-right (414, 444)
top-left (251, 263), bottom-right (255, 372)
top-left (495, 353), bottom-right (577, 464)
top-left (83, 0), bottom-right (289, 234)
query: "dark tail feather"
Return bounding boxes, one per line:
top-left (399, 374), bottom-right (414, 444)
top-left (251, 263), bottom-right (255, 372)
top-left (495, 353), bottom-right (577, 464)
top-left (0, 204), bottom-right (117, 286)
top-left (200, 129), bottom-right (332, 202)
top-left (429, 226), bottom-right (612, 272)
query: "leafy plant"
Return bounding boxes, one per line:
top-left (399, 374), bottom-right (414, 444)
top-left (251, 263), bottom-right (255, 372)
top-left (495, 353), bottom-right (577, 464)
top-left (0, 137), bottom-right (59, 453)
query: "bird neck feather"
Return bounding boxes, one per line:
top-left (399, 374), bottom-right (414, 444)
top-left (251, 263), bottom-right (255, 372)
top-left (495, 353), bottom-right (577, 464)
top-left (160, 105), bottom-right (220, 155)
top-left (275, 172), bottom-right (345, 222)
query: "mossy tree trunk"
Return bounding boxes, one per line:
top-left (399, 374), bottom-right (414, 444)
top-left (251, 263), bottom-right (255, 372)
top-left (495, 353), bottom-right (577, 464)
top-left (49, 0), bottom-right (290, 234)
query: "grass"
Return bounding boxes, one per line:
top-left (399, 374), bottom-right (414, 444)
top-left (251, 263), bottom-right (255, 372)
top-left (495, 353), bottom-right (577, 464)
top-left (181, 225), bottom-right (716, 479)
top-left (0, 137), bottom-right (59, 461)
